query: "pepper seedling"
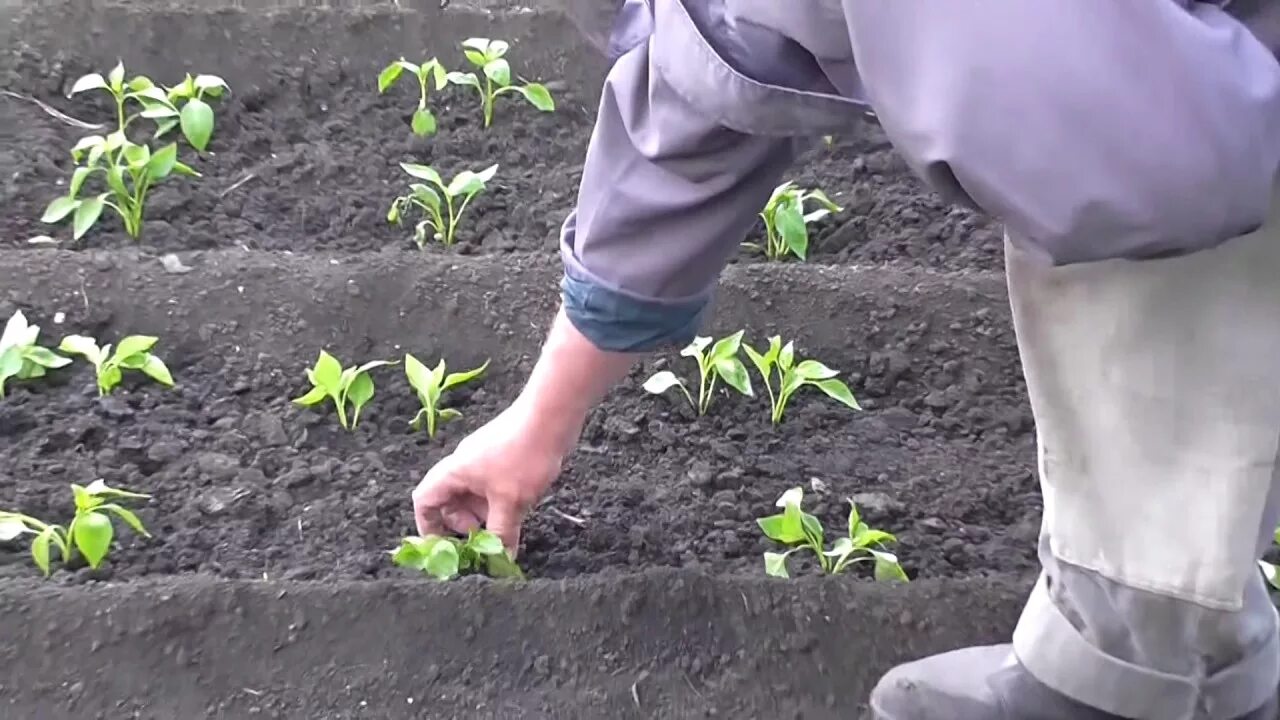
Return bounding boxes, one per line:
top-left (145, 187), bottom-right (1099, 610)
top-left (378, 57), bottom-right (449, 136)
top-left (404, 354), bottom-right (489, 438)
top-left (744, 335), bottom-right (860, 423)
top-left (388, 163), bottom-right (497, 247)
top-left (0, 311), bottom-right (72, 398)
top-left (745, 181), bottom-right (842, 261)
top-left (757, 486), bottom-right (907, 581)
top-left (293, 350), bottom-right (396, 430)
top-left (1260, 527), bottom-right (1280, 591)
top-left (643, 331), bottom-right (753, 415)
top-left (58, 334), bottom-right (174, 397)
top-left (0, 479), bottom-right (151, 577)
top-left (41, 63), bottom-right (223, 240)
top-left (447, 38), bottom-right (554, 128)
top-left (390, 529), bottom-right (524, 581)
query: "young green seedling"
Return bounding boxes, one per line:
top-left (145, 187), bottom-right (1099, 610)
top-left (41, 63), bottom-right (225, 240)
top-left (744, 335), bottom-right (860, 424)
top-left (387, 163), bottom-right (498, 247)
top-left (404, 354), bottom-right (489, 438)
top-left (643, 331), bottom-right (753, 415)
top-left (0, 311), bottom-right (72, 398)
top-left (447, 38), bottom-right (554, 128)
top-left (0, 479), bottom-right (151, 577)
top-left (378, 57), bottom-right (449, 136)
top-left (757, 486), bottom-right (907, 581)
top-left (58, 334), bottom-right (174, 397)
top-left (1260, 527), bottom-right (1280, 591)
top-left (745, 181), bottom-right (842, 261)
top-left (390, 529), bottom-right (524, 581)
top-left (293, 350), bottom-right (396, 430)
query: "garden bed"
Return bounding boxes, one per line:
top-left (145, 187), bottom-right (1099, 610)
top-left (0, 2), bottom-right (1036, 718)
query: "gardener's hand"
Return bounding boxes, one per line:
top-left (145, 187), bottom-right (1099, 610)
top-left (412, 398), bottom-right (571, 555)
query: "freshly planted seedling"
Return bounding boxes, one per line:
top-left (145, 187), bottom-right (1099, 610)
top-left (378, 57), bottom-right (449, 136)
top-left (404, 354), bottom-right (489, 438)
top-left (744, 335), bottom-right (860, 423)
top-left (0, 311), bottom-right (71, 398)
top-left (643, 331), bottom-right (753, 415)
top-left (1260, 527), bottom-right (1280, 591)
top-left (390, 529), bottom-right (524, 581)
top-left (746, 181), bottom-right (842, 261)
top-left (293, 350), bottom-right (396, 430)
top-left (388, 163), bottom-right (498, 247)
top-left (757, 486), bottom-right (907, 581)
top-left (0, 479), bottom-right (151, 577)
top-left (58, 334), bottom-right (174, 397)
top-left (42, 63), bottom-right (225, 240)
top-left (447, 38), bottom-right (554, 128)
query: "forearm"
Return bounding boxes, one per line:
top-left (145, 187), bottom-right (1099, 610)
top-left (513, 307), bottom-right (639, 447)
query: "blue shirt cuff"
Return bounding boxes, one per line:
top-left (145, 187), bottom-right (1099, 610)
top-left (560, 272), bottom-right (709, 353)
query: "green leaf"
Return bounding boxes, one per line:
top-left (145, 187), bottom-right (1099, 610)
top-left (425, 539), bottom-right (460, 580)
top-left (515, 83), bottom-right (555, 112)
top-left (462, 49), bottom-right (487, 67)
top-left (107, 62), bottom-right (125, 91)
top-left (400, 163), bottom-right (443, 187)
top-left (437, 408), bottom-right (462, 423)
top-left (179, 98), bottom-right (214, 151)
top-left (871, 550), bottom-right (909, 583)
top-left (106, 166), bottom-right (129, 198)
top-left (390, 537), bottom-right (428, 569)
top-left (128, 76), bottom-right (155, 92)
top-left (22, 346), bottom-right (71, 369)
top-left (801, 512), bottom-right (825, 552)
top-left (775, 203), bottom-right (809, 260)
top-left (404, 353), bottom-right (432, 394)
top-left (445, 71), bottom-right (481, 90)
top-left (713, 357), bottom-right (753, 397)
top-left (346, 372), bottom-right (375, 426)
top-left (98, 364), bottom-right (123, 394)
top-left (70, 73), bottom-right (108, 95)
top-left (756, 513), bottom-right (806, 544)
top-left (814, 378), bottom-right (860, 410)
top-left (378, 62), bottom-right (406, 93)
top-left (763, 551), bottom-right (791, 578)
top-left (446, 169), bottom-right (491, 197)
top-left (148, 143), bottom-right (178, 180)
top-left (742, 343), bottom-right (773, 382)
top-left (642, 370), bottom-right (683, 395)
top-left (41, 196), bottom-right (79, 224)
top-left (1261, 560), bottom-right (1280, 591)
top-left (823, 537), bottom-right (854, 557)
top-left (0, 518), bottom-right (28, 542)
top-left (122, 143), bottom-right (151, 169)
top-left (847, 501), bottom-right (861, 541)
top-left (429, 61), bottom-right (449, 90)
top-left (709, 330), bottom-right (745, 362)
top-left (461, 37), bottom-right (491, 53)
top-left (72, 195), bottom-right (106, 240)
top-left (194, 74), bottom-right (228, 93)
top-left (794, 360), bottom-right (839, 381)
top-left (776, 486), bottom-right (804, 510)
top-left (172, 161), bottom-right (199, 177)
top-left (99, 503), bottom-right (150, 538)
top-left (69, 167), bottom-right (94, 198)
top-left (468, 530), bottom-right (505, 556)
top-left (73, 511), bottom-right (113, 568)
top-left (58, 335), bottom-right (102, 366)
top-left (292, 384), bottom-right (328, 406)
top-left (31, 526), bottom-right (55, 577)
top-left (71, 483), bottom-right (100, 511)
top-left (410, 108), bottom-right (437, 136)
top-left (487, 39), bottom-right (510, 58)
top-left (409, 184), bottom-right (442, 212)
top-left (854, 528), bottom-right (897, 549)
top-left (84, 479), bottom-right (150, 500)
top-left (139, 355), bottom-right (174, 386)
top-left (71, 134), bottom-right (105, 157)
top-left (442, 359), bottom-right (488, 390)
top-left (113, 336), bottom-right (158, 359)
top-left (485, 550), bottom-right (525, 579)
top-left (483, 58), bottom-right (511, 86)
top-left (311, 351), bottom-right (343, 390)
top-left (140, 103), bottom-right (180, 120)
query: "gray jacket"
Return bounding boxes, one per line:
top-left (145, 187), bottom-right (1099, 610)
top-left (559, 0), bottom-right (1280, 351)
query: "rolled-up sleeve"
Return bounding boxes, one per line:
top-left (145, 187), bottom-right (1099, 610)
top-left (559, 37), bottom-right (801, 352)
top-left (841, 0), bottom-right (1280, 266)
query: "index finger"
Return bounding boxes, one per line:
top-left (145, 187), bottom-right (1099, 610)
top-left (412, 455), bottom-right (468, 537)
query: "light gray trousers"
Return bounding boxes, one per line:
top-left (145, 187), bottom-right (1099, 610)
top-left (1005, 199), bottom-right (1280, 720)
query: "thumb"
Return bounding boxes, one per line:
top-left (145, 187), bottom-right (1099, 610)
top-left (485, 497), bottom-right (525, 558)
top-left (413, 454), bottom-right (468, 538)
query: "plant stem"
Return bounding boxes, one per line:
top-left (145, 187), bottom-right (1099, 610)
top-left (444, 193), bottom-right (457, 245)
top-left (482, 77), bottom-right (494, 128)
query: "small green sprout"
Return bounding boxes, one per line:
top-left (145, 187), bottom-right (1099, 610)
top-left (447, 38), bottom-right (554, 128)
top-left (0, 311), bottom-right (71, 398)
top-left (391, 529), bottom-right (524, 581)
top-left (293, 350), bottom-right (396, 430)
top-left (744, 335), bottom-right (860, 423)
top-left (58, 334), bottom-right (174, 397)
top-left (1260, 527), bottom-right (1280, 591)
top-left (404, 354), bottom-right (489, 438)
top-left (378, 57), bottom-right (449, 136)
top-left (643, 331), bottom-right (753, 415)
top-left (745, 181), bottom-right (842, 261)
top-left (0, 479), bottom-right (151, 577)
top-left (41, 64), bottom-right (226, 241)
top-left (388, 163), bottom-right (497, 247)
top-left (757, 486), bottom-right (907, 581)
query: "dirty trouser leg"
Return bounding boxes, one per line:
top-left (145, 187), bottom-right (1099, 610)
top-left (1005, 200), bottom-right (1280, 719)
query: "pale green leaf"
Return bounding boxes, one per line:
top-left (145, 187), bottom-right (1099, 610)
top-left (311, 351), bottom-right (343, 389)
top-left (58, 335), bottom-right (102, 366)
top-left (72, 195), bottom-right (106, 240)
top-left (147, 143), bottom-right (178, 180)
top-left (113, 335), bottom-right (158, 359)
top-left (99, 503), bottom-right (150, 537)
top-left (872, 550), bottom-right (909, 583)
top-left (180, 98), bottom-right (214, 151)
top-left (70, 73), bottom-right (108, 95)
top-left (41, 196), bottom-right (79, 224)
top-left (642, 370), bottom-right (683, 395)
top-left (468, 530), bottom-right (504, 556)
top-left (483, 58), bottom-right (511, 86)
top-left (756, 513), bottom-right (806, 544)
top-left (378, 62), bottom-right (406, 92)
top-left (515, 83), bottom-right (555, 112)
top-left (73, 511), bottom-right (113, 568)
top-left (410, 108), bottom-right (437, 136)
top-left (794, 360), bottom-right (839, 381)
top-left (0, 519), bottom-right (28, 542)
top-left (139, 355), bottom-right (174, 386)
top-left (441, 359), bottom-right (488, 390)
top-left (293, 384), bottom-right (328, 406)
top-left (763, 551), bottom-right (790, 578)
top-left (425, 539), bottom-right (460, 580)
top-left (775, 203), bottom-right (808, 260)
top-left (814, 378), bottom-right (860, 410)
top-left (31, 526), bottom-right (54, 577)
top-left (713, 357), bottom-right (752, 397)
top-left (400, 163), bottom-right (443, 187)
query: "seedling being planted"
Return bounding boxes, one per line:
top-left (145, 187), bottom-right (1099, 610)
top-left (404, 354), bottom-right (489, 438)
top-left (745, 181), bottom-right (842, 261)
top-left (744, 335), bottom-right (860, 423)
top-left (0, 479), bottom-right (151, 578)
top-left (643, 331), bottom-right (753, 415)
top-left (58, 334), bottom-right (174, 396)
top-left (293, 350), bottom-right (396, 430)
top-left (388, 163), bottom-right (497, 247)
top-left (0, 311), bottom-right (71, 397)
top-left (390, 529), bottom-right (524, 581)
top-left (42, 63), bottom-right (225, 240)
top-left (757, 486), bottom-right (907, 581)
top-left (378, 57), bottom-right (449, 136)
top-left (1260, 527), bottom-right (1280, 591)
top-left (447, 38), bottom-right (554, 128)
